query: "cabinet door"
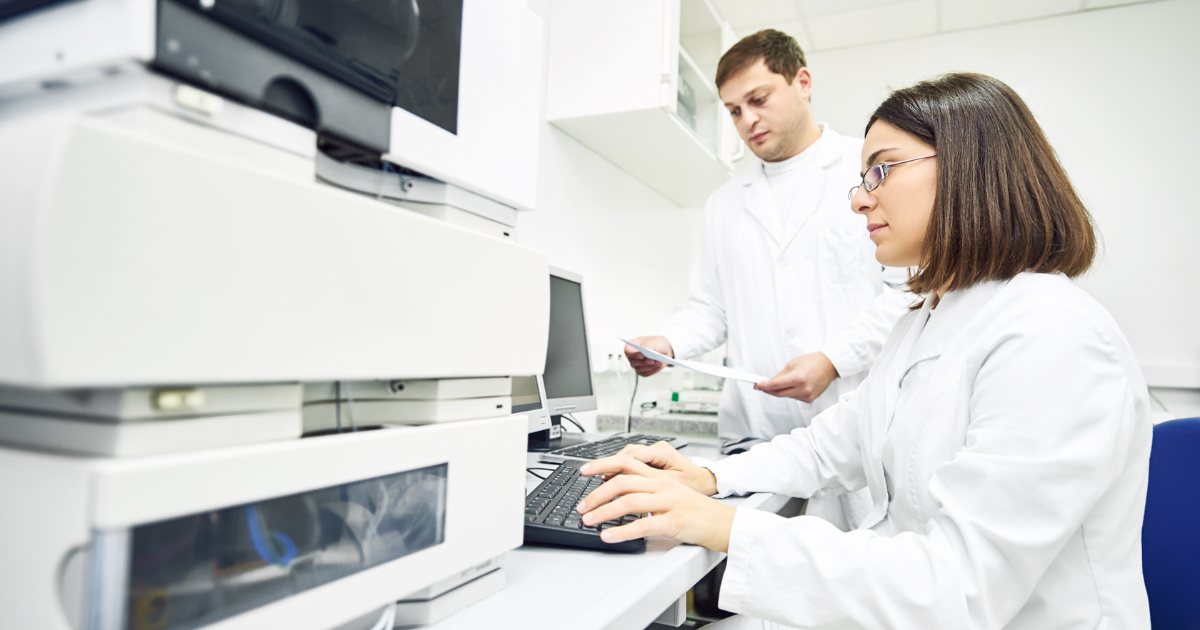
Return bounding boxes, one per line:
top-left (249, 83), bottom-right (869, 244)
top-left (546, 0), bottom-right (674, 120)
top-left (546, 0), bottom-right (738, 207)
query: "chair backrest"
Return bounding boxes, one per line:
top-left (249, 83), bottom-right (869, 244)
top-left (1143, 417), bottom-right (1200, 630)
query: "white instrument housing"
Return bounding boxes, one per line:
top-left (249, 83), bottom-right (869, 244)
top-left (0, 97), bottom-right (549, 388)
top-left (0, 415), bottom-right (528, 630)
top-left (0, 0), bottom-right (542, 211)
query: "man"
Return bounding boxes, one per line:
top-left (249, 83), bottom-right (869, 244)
top-left (625, 30), bottom-right (910, 531)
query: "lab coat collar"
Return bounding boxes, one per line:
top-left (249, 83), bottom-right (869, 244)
top-left (741, 123), bottom-right (837, 248)
top-left (882, 280), bottom-right (1010, 435)
top-left (881, 299), bottom-right (932, 435)
top-left (899, 280), bottom-right (1011, 380)
top-left (812, 122), bottom-right (841, 169)
top-left (743, 174), bottom-right (780, 245)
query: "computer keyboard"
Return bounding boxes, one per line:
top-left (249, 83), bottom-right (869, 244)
top-left (539, 433), bottom-right (688, 463)
top-left (523, 459), bottom-right (646, 553)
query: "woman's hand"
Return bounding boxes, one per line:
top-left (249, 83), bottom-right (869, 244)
top-left (581, 441), bottom-right (718, 496)
top-left (576, 448), bottom-right (735, 552)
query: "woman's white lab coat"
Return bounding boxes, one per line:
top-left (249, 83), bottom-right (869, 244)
top-left (706, 272), bottom-right (1153, 629)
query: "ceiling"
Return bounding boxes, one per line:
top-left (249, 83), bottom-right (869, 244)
top-left (708, 0), bottom-right (1162, 52)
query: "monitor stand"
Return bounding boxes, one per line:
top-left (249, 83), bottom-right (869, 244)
top-left (527, 415), bottom-right (592, 452)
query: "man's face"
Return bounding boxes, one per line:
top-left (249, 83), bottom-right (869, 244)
top-left (718, 58), bottom-right (813, 162)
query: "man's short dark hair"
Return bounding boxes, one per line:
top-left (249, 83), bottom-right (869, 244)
top-left (716, 29), bottom-right (807, 90)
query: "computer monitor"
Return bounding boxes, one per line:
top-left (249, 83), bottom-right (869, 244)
top-left (543, 268), bottom-right (598, 414)
top-left (511, 375), bottom-right (551, 434)
top-left (528, 267), bottom-right (598, 451)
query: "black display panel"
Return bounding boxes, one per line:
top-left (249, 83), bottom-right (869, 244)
top-left (543, 275), bottom-right (594, 400)
top-left (173, 0), bottom-right (463, 134)
top-left (124, 464), bottom-right (447, 630)
top-left (0, 0), bottom-right (63, 22)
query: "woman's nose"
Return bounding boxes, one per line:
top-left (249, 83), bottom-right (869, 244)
top-left (850, 185), bottom-right (874, 215)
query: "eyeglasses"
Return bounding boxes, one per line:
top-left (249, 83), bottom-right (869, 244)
top-left (848, 154), bottom-right (937, 199)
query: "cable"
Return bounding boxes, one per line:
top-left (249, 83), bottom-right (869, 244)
top-left (526, 468), bottom-right (549, 480)
top-left (367, 604), bottom-right (395, 630)
top-left (562, 414), bottom-right (584, 433)
top-left (244, 505), bottom-right (296, 566)
top-left (335, 381), bottom-right (343, 433)
top-left (627, 374), bottom-right (639, 434)
top-left (1147, 388), bottom-right (1169, 413)
top-left (345, 381), bottom-right (358, 432)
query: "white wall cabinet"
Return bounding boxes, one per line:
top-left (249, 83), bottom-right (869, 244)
top-left (546, 0), bottom-right (738, 208)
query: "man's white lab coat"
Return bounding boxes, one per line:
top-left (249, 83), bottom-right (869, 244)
top-left (707, 273), bottom-right (1153, 629)
top-left (663, 125), bottom-right (911, 528)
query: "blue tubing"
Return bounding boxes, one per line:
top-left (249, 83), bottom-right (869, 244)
top-left (245, 505), bottom-right (297, 566)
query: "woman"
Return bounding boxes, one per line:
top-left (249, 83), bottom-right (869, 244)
top-left (586, 73), bottom-right (1152, 629)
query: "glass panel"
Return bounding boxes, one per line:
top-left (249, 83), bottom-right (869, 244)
top-left (676, 52), bottom-right (719, 154)
top-left (172, 0), bottom-right (464, 134)
top-left (122, 464), bottom-right (447, 630)
top-left (510, 375), bottom-right (542, 414)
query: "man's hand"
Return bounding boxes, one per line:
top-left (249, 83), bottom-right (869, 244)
top-left (576, 449), bottom-right (734, 552)
top-left (755, 351), bottom-right (839, 402)
top-left (624, 336), bottom-right (675, 377)
top-left (582, 441), bottom-right (717, 495)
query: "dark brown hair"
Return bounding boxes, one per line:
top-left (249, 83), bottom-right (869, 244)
top-left (716, 29), bottom-right (806, 90)
top-left (867, 73), bottom-right (1096, 297)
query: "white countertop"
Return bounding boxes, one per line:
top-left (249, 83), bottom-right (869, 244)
top-left (421, 438), bottom-right (789, 630)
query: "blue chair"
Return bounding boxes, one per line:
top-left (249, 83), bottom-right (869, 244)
top-left (1143, 417), bottom-right (1200, 630)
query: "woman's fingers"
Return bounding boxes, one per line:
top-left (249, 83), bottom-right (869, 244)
top-left (579, 452), bottom-right (656, 479)
top-left (573, 475), bottom-right (737, 552)
top-left (577, 472), bottom-right (658, 515)
top-left (579, 491), bottom-right (659, 527)
top-left (598, 514), bottom-right (666, 544)
top-left (617, 444), bottom-right (644, 456)
top-left (628, 441), bottom-right (681, 469)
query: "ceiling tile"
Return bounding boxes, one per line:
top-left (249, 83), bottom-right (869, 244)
top-left (940, 0), bottom-right (1083, 31)
top-left (797, 0), bottom-right (910, 18)
top-left (710, 0), bottom-right (802, 29)
top-left (734, 19), bottom-right (816, 53)
top-left (805, 0), bottom-right (937, 50)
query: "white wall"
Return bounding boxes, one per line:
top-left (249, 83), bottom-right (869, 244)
top-left (806, 0), bottom-right (1200, 391)
top-left (520, 0), bottom-right (1200, 427)
top-left (523, 0), bottom-right (708, 428)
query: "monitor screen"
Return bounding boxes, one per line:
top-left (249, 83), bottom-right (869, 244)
top-left (543, 274), bottom-right (594, 401)
top-left (175, 0), bottom-right (463, 134)
top-left (510, 375), bottom-right (542, 414)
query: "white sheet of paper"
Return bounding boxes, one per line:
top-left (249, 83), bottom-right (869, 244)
top-left (620, 338), bottom-right (768, 385)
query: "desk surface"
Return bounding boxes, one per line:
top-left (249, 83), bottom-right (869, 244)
top-left (423, 439), bottom-right (787, 630)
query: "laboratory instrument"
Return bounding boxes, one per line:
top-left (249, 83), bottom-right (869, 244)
top-left (0, 1), bottom-right (547, 628)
